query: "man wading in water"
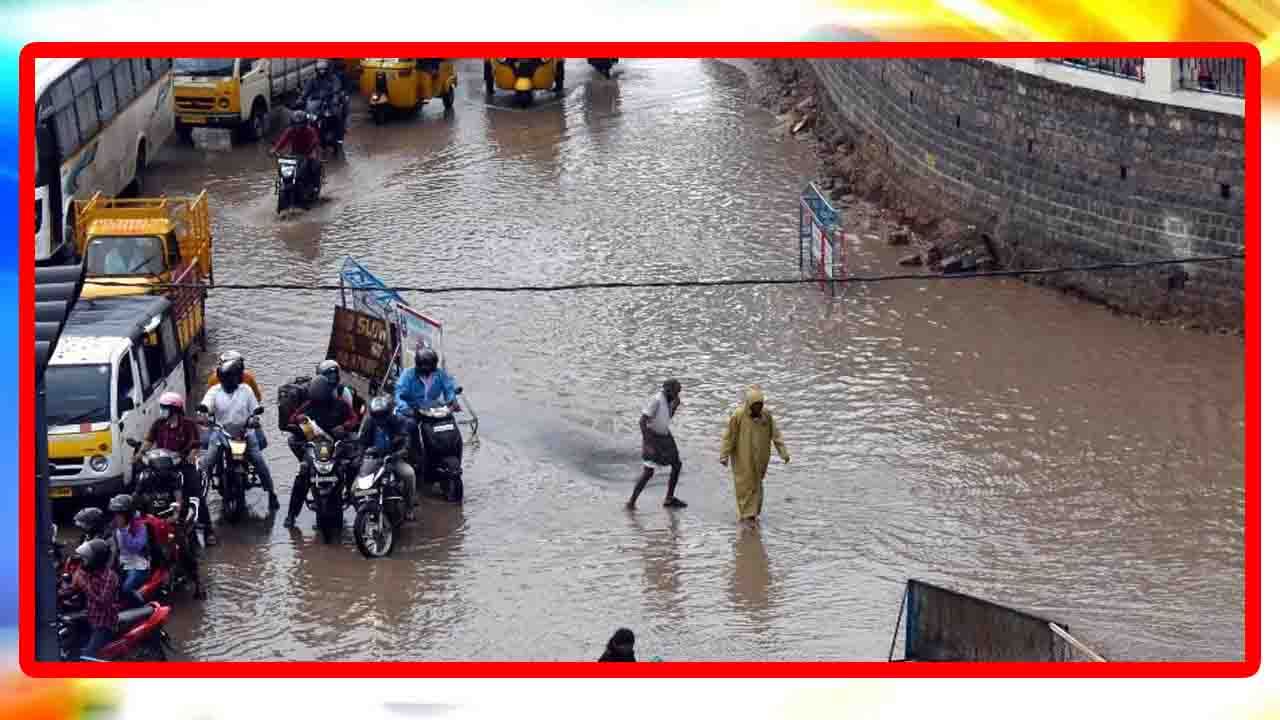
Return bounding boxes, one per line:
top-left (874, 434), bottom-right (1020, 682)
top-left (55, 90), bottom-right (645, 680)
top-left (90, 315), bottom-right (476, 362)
top-left (625, 379), bottom-right (686, 510)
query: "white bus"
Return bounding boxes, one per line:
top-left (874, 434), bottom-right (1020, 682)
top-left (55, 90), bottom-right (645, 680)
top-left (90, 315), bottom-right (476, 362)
top-left (35, 57), bottom-right (175, 265)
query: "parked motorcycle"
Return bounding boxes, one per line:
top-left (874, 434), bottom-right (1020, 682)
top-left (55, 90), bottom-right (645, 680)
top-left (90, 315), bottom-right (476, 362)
top-left (351, 447), bottom-right (410, 558)
top-left (274, 154), bottom-right (323, 215)
top-left (412, 392), bottom-right (465, 503)
top-left (58, 601), bottom-right (173, 662)
top-left (295, 416), bottom-right (360, 544)
top-left (198, 405), bottom-right (266, 524)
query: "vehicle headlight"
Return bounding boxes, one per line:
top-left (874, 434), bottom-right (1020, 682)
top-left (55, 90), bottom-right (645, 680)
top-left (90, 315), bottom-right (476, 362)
top-left (355, 474), bottom-right (376, 491)
top-left (89, 455), bottom-right (109, 473)
top-left (314, 461), bottom-right (334, 474)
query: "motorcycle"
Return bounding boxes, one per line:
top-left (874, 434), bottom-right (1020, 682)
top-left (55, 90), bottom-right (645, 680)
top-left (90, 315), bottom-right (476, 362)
top-left (295, 416), bottom-right (361, 544)
top-left (125, 440), bottom-right (201, 517)
top-left (198, 405), bottom-right (266, 524)
top-left (274, 153), bottom-right (323, 215)
top-left (57, 601), bottom-right (174, 662)
top-left (350, 447), bottom-right (410, 558)
top-left (302, 92), bottom-right (348, 153)
top-left (412, 392), bottom-right (465, 503)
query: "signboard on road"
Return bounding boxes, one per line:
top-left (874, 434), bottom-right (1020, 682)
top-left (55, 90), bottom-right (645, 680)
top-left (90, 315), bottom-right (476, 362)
top-left (326, 305), bottom-right (396, 381)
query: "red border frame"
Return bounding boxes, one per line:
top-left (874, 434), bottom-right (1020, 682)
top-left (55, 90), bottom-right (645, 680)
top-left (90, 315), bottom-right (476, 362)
top-left (18, 41), bottom-right (1260, 679)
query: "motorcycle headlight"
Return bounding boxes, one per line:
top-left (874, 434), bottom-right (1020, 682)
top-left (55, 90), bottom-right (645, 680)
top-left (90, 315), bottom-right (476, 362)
top-left (281, 165), bottom-right (295, 177)
top-left (89, 455), bottom-right (109, 473)
top-left (314, 461), bottom-right (335, 474)
top-left (355, 474), bottom-right (376, 491)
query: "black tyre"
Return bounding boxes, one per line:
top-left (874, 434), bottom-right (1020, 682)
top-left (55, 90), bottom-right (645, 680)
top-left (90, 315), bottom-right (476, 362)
top-left (373, 104), bottom-right (387, 125)
top-left (516, 90), bottom-right (533, 108)
top-left (448, 475), bottom-right (464, 504)
top-left (354, 505), bottom-right (396, 558)
top-left (554, 61), bottom-right (565, 93)
top-left (277, 185), bottom-right (293, 215)
top-left (176, 123), bottom-right (194, 145)
top-left (223, 473), bottom-right (246, 525)
top-left (243, 100), bottom-right (268, 142)
top-left (442, 85), bottom-right (455, 111)
top-left (319, 494), bottom-right (343, 544)
top-left (484, 62), bottom-right (494, 95)
top-left (133, 636), bottom-right (167, 661)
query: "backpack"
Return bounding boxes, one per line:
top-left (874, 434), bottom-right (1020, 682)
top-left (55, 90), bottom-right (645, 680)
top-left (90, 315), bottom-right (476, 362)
top-left (277, 375), bottom-right (313, 431)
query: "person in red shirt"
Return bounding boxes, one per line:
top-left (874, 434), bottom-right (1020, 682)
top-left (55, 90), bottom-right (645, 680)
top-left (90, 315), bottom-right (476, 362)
top-left (271, 110), bottom-right (322, 191)
top-left (135, 392), bottom-right (215, 552)
top-left (58, 538), bottom-right (119, 660)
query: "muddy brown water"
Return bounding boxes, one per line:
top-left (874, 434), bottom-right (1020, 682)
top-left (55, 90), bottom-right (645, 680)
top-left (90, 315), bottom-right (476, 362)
top-left (57, 59), bottom-right (1244, 661)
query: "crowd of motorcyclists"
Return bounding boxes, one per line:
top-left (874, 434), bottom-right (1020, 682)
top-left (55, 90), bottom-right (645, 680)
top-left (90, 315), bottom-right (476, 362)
top-left (56, 339), bottom-right (465, 660)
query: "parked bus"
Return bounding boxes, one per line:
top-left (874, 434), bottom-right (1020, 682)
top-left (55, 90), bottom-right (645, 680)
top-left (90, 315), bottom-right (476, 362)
top-left (35, 57), bottom-right (175, 265)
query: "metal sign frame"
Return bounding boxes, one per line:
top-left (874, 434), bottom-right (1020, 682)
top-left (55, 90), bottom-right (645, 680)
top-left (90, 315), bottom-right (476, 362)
top-left (799, 182), bottom-right (846, 296)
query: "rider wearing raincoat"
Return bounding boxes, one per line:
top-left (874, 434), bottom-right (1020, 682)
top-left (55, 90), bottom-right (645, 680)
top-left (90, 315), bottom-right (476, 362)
top-left (719, 384), bottom-right (790, 525)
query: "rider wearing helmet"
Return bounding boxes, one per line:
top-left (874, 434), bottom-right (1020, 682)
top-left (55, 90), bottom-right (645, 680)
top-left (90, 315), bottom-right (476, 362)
top-left (302, 59), bottom-right (348, 144)
top-left (283, 375), bottom-right (361, 529)
top-left (134, 391), bottom-right (217, 547)
top-left (270, 108), bottom-right (323, 189)
top-left (356, 394), bottom-right (418, 521)
top-left (57, 538), bottom-right (118, 659)
top-left (206, 351), bottom-right (262, 401)
top-left (394, 346), bottom-right (459, 419)
top-left (316, 358), bottom-right (357, 413)
top-left (199, 356), bottom-right (279, 512)
top-left (108, 494), bottom-right (150, 599)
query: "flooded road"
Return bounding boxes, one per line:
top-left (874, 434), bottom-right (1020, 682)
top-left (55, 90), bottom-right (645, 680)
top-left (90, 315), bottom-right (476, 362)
top-left (95, 59), bottom-right (1244, 661)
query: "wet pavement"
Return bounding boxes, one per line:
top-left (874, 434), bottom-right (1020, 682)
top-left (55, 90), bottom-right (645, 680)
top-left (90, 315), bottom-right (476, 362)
top-left (57, 59), bottom-right (1244, 661)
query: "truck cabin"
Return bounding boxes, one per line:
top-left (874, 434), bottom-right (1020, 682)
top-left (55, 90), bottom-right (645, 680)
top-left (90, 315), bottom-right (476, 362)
top-left (81, 219), bottom-right (181, 298)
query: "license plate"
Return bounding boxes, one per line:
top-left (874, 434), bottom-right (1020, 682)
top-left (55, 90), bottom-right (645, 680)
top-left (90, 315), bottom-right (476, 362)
top-left (50, 487), bottom-right (72, 498)
top-left (433, 424), bottom-right (455, 433)
top-left (181, 115), bottom-right (207, 125)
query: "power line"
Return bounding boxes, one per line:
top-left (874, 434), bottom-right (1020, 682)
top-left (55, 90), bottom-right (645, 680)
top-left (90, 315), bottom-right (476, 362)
top-left (82, 253), bottom-right (1244, 296)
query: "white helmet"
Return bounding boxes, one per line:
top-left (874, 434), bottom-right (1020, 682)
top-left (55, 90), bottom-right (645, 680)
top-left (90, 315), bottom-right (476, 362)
top-left (219, 350), bottom-right (243, 364)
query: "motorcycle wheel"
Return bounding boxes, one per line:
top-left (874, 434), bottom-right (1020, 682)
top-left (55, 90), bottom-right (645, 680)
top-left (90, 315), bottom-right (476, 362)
top-left (448, 475), bottom-right (464, 504)
top-left (223, 474), bottom-right (246, 525)
top-left (373, 104), bottom-right (387, 125)
top-left (516, 90), bottom-right (533, 108)
top-left (354, 505), bottom-right (396, 558)
top-left (442, 85), bottom-right (455, 111)
top-left (319, 494), bottom-right (343, 544)
top-left (277, 185), bottom-right (293, 215)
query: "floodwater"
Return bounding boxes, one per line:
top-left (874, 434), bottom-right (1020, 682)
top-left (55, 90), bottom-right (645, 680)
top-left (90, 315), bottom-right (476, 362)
top-left (71, 59), bottom-right (1246, 661)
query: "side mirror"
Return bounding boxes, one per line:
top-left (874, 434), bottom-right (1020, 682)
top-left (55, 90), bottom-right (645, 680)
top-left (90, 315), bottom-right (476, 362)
top-left (455, 386), bottom-right (463, 395)
top-left (126, 439), bottom-right (141, 449)
top-left (253, 406), bottom-right (266, 416)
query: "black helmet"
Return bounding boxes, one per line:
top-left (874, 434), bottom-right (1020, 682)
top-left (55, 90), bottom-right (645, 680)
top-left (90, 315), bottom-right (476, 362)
top-left (108, 494), bottom-right (134, 514)
top-left (369, 394), bottom-right (393, 420)
top-left (414, 347), bottom-right (439, 374)
top-left (317, 60), bottom-right (331, 75)
top-left (217, 355), bottom-right (245, 379)
top-left (317, 359), bottom-right (341, 386)
top-left (75, 538), bottom-right (111, 572)
top-left (73, 507), bottom-right (106, 535)
top-left (308, 375), bottom-right (335, 404)
top-left (290, 109), bottom-right (307, 126)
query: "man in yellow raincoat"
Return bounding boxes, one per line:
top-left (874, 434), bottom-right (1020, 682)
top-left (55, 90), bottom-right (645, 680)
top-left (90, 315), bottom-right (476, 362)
top-left (719, 385), bottom-right (790, 526)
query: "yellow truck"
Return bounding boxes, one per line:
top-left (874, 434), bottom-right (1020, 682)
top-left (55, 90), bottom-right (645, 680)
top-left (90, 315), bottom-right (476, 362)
top-left (172, 58), bottom-right (320, 142)
top-left (73, 190), bottom-right (212, 355)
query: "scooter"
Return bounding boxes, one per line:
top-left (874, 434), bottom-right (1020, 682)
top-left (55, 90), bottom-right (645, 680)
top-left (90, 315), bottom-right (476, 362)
top-left (411, 390), bottom-right (466, 503)
top-left (57, 601), bottom-right (174, 662)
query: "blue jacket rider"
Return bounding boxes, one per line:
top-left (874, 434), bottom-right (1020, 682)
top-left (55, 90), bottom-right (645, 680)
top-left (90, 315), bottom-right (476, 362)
top-left (395, 347), bottom-right (459, 418)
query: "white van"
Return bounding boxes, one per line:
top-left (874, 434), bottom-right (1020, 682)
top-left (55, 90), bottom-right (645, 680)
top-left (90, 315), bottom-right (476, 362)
top-left (46, 295), bottom-right (191, 501)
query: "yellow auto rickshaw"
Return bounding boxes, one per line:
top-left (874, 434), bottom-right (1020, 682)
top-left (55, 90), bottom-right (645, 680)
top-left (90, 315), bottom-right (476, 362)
top-left (483, 58), bottom-right (564, 107)
top-left (360, 58), bottom-right (458, 124)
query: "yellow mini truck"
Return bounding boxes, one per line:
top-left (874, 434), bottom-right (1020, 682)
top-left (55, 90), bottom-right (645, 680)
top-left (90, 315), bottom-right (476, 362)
top-left (483, 58), bottom-right (564, 107)
top-left (360, 58), bottom-right (458, 124)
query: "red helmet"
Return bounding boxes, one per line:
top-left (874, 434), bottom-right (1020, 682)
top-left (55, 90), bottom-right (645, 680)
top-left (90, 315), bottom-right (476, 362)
top-left (159, 391), bottom-right (185, 411)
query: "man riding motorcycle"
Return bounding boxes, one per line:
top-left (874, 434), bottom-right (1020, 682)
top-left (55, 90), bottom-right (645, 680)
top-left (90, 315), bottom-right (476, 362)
top-left (283, 376), bottom-right (360, 529)
top-left (317, 359), bottom-right (357, 413)
top-left (133, 391), bottom-right (218, 547)
top-left (199, 357), bottom-right (279, 513)
top-left (357, 395), bottom-right (418, 521)
top-left (394, 348), bottom-right (460, 418)
top-left (301, 59), bottom-right (348, 145)
top-left (205, 351), bottom-right (268, 450)
top-left (270, 110), bottom-right (323, 193)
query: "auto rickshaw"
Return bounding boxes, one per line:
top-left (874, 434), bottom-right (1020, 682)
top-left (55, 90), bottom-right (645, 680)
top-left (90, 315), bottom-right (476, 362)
top-left (360, 58), bottom-right (458, 124)
top-left (483, 58), bottom-right (564, 107)
top-left (587, 58), bottom-right (619, 78)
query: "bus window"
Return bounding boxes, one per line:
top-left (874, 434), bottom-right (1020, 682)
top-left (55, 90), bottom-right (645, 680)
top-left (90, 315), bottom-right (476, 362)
top-left (153, 58), bottom-right (171, 75)
top-left (93, 59), bottom-right (117, 119)
top-left (72, 66), bottom-right (99, 143)
top-left (117, 351), bottom-right (136, 414)
top-left (132, 59), bottom-right (152, 86)
top-left (113, 60), bottom-right (136, 106)
top-left (53, 106), bottom-right (78, 160)
top-left (239, 59), bottom-right (260, 74)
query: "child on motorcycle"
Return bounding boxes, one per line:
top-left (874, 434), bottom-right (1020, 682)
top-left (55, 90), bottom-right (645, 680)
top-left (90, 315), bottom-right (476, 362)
top-left (58, 538), bottom-right (119, 660)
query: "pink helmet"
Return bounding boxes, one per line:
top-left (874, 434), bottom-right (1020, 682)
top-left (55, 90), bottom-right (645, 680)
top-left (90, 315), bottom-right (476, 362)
top-left (159, 391), bottom-right (185, 411)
